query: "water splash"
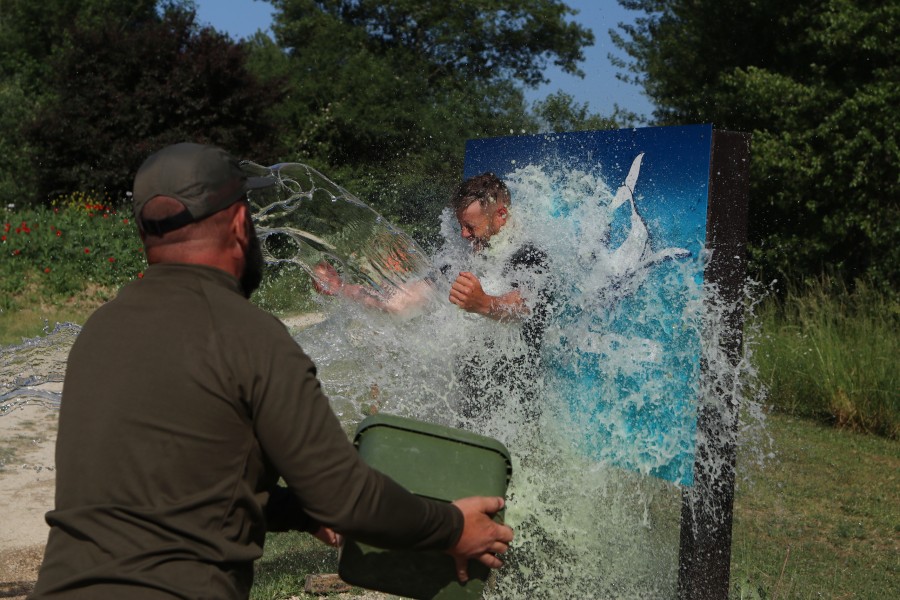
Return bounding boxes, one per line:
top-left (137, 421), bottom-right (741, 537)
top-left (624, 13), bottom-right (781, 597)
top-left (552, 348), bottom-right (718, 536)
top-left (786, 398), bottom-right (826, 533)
top-left (1, 322), bottom-right (77, 416)
top-left (275, 160), bottom-right (770, 598)
top-left (242, 160), bottom-right (442, 313)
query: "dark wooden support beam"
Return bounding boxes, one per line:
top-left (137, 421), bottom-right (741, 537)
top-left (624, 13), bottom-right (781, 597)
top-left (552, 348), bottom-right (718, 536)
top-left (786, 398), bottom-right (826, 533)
top-left (678, 130), bottom-right (751, 600)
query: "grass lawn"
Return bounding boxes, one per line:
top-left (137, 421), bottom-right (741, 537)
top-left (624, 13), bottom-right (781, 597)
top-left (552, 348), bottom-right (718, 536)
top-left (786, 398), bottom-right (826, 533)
top-left (0, 273), bottom-right (315, 347)
top-left (731, 415), bottom-right (898, 599)
top-left (251, 413), bottom-right (899, 599)
top-left (0, 299), bottom-right (103, 347)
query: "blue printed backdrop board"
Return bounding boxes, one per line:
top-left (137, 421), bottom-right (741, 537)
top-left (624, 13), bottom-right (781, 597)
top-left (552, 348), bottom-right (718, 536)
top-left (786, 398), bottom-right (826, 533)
top-left (464, 124), bottom-right (714, 486)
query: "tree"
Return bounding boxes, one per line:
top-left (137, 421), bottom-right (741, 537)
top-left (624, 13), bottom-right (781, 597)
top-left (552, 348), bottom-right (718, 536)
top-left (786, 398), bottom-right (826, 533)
top-left (612, 0), bottom-right (899, 291)
top-left (0, 0), bottom-right (159, 81)
top-left (0, 0), bottom-right (160, 203)
top-left (256, 0), bottom-right (596, 235)
top-left (0, 73), bottom-right (39, 204)
top-left (24, 5), bottom-right (288, 202)
top-left (532, 91), bottom-right (624, 133)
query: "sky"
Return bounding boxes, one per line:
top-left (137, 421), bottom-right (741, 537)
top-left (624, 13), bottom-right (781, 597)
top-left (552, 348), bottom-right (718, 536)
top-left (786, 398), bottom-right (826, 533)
top-left (193, 0), bottom-right (655, 118)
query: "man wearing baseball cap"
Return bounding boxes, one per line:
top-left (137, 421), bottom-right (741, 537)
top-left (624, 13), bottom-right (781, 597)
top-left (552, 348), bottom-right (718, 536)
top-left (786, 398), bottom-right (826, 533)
top-left (32, 143), bottom-right (513, 599)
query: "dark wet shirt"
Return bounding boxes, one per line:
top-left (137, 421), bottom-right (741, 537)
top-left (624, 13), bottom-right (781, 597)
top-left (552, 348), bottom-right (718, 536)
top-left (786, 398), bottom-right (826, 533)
top-left (458, 243), bottom-right (552, 422)
top-left (503, 243), bottom-right (552, 353)
top-left (32, 263), bottom-right (462, 600)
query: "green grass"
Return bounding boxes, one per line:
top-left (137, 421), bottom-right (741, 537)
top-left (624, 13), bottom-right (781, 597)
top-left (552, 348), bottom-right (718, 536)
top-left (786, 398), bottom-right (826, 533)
top-left (0, 272), bottom-right (319, 347)
top-left (251, 531), bottom-right (343, 600)
top-left (730, 414), bottom-right (899, 599)
top-left (751, 277), bottom-right (899, 439)
top-left (0, 291), bottom-right (107, 346)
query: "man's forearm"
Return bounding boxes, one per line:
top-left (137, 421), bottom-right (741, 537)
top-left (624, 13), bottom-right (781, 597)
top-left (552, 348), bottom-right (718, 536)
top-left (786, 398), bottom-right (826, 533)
top-left (484, 290), bottom-right (529, 322)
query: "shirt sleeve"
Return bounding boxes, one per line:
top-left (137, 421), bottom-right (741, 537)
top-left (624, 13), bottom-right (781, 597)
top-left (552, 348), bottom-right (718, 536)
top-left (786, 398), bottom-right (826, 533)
top-left (248, 323), bottom-right (464, 551)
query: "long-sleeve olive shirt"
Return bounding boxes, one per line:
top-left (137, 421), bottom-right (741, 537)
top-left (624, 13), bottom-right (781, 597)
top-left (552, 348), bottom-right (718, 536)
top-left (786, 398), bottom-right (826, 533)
top-left (32, 264), bottom-right (463, 599)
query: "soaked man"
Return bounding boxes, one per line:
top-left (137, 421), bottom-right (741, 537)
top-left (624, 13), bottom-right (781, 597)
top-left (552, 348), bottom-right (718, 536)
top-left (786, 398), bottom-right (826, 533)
top-left (446, 173), bottom-right (552, 424)
top-left (313, 173), bottom-right (551, 424)
top-left (31, 143), bottom-right (513, 599)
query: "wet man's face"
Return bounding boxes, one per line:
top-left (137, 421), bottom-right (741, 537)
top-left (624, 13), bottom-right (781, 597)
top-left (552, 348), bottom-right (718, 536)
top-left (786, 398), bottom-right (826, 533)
top-left (456, 201), bottom-right (507, 253)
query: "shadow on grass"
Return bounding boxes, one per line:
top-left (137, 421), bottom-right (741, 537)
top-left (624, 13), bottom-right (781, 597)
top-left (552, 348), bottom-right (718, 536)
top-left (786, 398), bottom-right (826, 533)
top-left (252, 531), bottom-right (340, 600)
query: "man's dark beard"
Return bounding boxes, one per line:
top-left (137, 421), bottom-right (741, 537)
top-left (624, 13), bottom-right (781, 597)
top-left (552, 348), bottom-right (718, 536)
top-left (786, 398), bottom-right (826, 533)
top-left (241, 223), bottom-right (264, 298)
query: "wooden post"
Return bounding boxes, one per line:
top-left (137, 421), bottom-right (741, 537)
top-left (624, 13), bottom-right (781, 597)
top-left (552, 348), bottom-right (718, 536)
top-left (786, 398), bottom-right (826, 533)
top-left (677, 130), bottom-right (751, 599)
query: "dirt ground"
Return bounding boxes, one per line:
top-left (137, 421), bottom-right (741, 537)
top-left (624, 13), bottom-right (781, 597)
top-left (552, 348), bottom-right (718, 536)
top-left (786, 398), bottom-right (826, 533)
top-left (0, 395), bottom-right (59, 599)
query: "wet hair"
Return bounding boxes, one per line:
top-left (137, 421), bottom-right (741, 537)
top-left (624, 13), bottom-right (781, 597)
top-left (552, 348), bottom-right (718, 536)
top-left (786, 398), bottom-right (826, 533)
top-left (449, 173), bottom-right (510, 212)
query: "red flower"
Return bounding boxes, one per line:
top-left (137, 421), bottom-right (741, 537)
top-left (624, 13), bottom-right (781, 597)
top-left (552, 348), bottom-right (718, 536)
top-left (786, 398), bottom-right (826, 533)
top-left (53, 208), bottom-right (59, 213)
top-left (103, 213), bottom-right (109, 219)
top-left (13, 249), bottom-right (21, 255)
top-left (84, 248), bottom-right (90, 254)
top-left (137, 272), bottom-right (144, 279)
top-left (56, 230), bottom-right (62, 237)
top-left (123, 218), bottom-right (129, 224)
top-left (44, 267), bottom-right (51, 273)
top-left (3, 223), bottom-right (9, 232)
top-left (108, 257), bottom-right (116, 263)
top-left (1, 235), bottom-right (5, 241)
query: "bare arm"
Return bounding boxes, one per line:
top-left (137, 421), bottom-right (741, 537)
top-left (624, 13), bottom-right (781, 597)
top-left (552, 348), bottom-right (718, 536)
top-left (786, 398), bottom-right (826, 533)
top-left (449, 272), bottom-right (528, 321)
top-left (312, 262), bottom-right (431, 314)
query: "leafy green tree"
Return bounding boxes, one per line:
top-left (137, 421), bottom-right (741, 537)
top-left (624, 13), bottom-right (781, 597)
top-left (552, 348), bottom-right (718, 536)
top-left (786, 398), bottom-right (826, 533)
top-left (0, 0), bottom-right (159, 81)
top-left (0, 0), bottom-right (160, 203)
top-left (532, 91), bottom-right (624, 133)
top-left (612, 0), bottom-right (899, 291)
top-left (0, 74), bottom-right (39, 204)
top-left (24, 5), bottom-right (288, 202)
top-left (257, 0), bottom-right (596, 234)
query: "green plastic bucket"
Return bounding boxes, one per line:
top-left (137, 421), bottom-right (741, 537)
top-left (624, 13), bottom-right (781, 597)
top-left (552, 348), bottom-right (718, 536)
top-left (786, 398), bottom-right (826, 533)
top-left (338, 413), bottom-right (512, 599)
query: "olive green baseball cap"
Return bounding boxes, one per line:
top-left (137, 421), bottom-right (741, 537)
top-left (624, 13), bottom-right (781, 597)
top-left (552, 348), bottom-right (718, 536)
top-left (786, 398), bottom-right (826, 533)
top-left (132, 142), bottom-right (275, 235)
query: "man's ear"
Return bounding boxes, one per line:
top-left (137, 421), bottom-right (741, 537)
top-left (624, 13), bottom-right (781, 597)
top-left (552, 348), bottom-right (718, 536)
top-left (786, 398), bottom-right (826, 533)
top-left (230, 202), bottom-right (250, 253)
top-left (496, 204), bottom-right (509, 223)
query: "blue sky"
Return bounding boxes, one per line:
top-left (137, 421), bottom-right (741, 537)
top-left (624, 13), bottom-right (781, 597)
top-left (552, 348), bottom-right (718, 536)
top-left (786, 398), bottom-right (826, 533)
top-left (193, 0), bottom-right (655, 119)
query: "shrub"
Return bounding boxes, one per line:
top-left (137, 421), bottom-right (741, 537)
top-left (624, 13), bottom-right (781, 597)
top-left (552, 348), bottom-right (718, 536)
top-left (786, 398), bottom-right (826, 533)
top-left (753, 277), bottom-right (899, 439)
top-left (1, 192), bottom-right (145, 311)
